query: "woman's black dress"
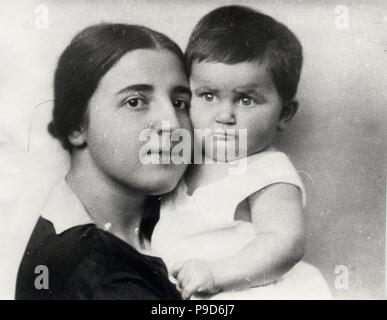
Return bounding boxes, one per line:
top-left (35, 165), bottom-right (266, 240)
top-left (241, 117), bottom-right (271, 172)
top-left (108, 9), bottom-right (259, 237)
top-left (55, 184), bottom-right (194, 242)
top-left (16, 216), bottom-right (181, 300)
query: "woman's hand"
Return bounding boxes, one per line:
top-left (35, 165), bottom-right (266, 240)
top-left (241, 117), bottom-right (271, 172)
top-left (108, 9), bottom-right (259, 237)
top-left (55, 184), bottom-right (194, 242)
top-left (170, 259), bottom-right (220, 299)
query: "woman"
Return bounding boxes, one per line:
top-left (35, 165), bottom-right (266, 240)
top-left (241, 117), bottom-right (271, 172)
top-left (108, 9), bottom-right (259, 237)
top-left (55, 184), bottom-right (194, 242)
top-left (15, 23), bottom-right (192, 299)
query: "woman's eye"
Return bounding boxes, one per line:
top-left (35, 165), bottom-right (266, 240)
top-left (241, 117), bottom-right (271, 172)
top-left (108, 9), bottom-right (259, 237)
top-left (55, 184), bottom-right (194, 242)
top-left (202, 93), bottom-right (215, 102)
top-left (123, 97), bottom-right (145, 109)
top-left (173, 99), bottom-right (189, 110)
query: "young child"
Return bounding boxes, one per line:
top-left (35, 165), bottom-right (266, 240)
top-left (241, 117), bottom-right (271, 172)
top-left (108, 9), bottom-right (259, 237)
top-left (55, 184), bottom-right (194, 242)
top-left (151, 5), bottom-right (331, 299)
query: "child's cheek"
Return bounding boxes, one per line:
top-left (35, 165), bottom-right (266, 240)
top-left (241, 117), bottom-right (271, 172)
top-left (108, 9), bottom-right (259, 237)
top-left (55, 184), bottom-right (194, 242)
top-left (189, 102), bottom-right (209, 129)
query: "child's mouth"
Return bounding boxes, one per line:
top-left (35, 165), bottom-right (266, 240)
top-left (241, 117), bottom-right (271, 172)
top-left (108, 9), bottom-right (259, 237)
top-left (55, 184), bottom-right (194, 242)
top-left (213, 133), bottom-right (237, 141)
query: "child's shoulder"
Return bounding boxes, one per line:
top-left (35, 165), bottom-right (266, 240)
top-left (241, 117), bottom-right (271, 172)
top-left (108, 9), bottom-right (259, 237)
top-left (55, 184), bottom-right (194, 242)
top-left (242, 147), bottom-right (294, 174)
top-left (244, 147), bottom-right (306, 206)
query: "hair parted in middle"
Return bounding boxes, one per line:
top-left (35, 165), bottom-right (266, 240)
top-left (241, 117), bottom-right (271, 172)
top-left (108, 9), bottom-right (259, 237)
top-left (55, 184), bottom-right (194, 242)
top-left (49, 23), bottom-right (187, 152)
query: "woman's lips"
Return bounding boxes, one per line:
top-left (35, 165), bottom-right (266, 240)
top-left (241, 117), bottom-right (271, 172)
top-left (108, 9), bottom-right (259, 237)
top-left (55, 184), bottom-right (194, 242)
top-left (147, 149), bottom-right (170, 155)
top-left (146, 148), bottom-right (180, 157)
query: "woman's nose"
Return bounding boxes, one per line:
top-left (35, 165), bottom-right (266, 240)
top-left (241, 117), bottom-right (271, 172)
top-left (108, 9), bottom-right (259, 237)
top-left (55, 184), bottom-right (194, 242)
top-left (215, 103), bottom-right (236, 125)
top-left (152, 100), bottom-right (180, 134)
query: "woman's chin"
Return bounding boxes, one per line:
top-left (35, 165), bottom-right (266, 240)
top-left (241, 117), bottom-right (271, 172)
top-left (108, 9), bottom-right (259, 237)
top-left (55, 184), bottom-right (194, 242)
top-left (146, 178), bottom-right (180, 196)
top-left (141, 167), bottom-right (185, 195)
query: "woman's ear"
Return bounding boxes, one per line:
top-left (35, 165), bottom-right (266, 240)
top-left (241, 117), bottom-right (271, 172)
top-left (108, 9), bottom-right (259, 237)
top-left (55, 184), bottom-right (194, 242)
top-left (68, 127), bottom-right (87, 148)
top-left (278, 100), bottom-right (299, 131)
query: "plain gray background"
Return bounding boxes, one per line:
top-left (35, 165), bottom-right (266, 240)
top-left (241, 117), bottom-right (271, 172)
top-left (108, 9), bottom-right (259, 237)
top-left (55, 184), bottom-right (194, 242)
top-left (0, 0), bottom-right (385, 299)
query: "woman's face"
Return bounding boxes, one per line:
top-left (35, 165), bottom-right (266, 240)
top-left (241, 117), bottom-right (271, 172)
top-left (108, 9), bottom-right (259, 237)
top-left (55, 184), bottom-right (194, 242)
top-left (83, 49), bottom-right (192, 195)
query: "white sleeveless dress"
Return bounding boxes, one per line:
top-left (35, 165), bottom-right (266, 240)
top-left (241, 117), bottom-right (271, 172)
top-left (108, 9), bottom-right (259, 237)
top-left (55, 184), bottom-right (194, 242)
top-left (151, 148), bottom-right (332, 299)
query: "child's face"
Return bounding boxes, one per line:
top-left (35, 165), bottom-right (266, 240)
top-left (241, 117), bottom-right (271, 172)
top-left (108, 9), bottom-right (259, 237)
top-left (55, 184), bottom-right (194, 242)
top-left (189, 60), bottom-right (289, 160)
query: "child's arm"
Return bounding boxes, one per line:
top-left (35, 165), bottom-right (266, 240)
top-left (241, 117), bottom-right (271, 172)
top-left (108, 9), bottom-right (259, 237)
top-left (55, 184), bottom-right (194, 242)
top-left (210, 183), bottom-right (305, 290)
top-left (171, 183), bottom-right (305, 299)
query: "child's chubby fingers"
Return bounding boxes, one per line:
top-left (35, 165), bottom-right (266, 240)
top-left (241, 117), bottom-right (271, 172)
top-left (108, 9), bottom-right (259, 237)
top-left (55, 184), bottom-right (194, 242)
top-left (176, 269), bottom-right (192, 291)
top-left (182, 289), bottom-right (193, 300)
top-left (170, 261), bottom-right (184, 279)
top-left (174, 274), bottom-right (186, 293)
top-left (170, 263), bottom-right (190, 292)
top-left (181, 281), bottom-right (199, 300)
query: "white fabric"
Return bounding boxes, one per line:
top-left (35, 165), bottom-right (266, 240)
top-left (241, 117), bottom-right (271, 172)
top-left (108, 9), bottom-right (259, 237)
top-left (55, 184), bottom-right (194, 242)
top-left (41, 178), bottom-right (157, 256)
top-left (41, 179), bottom-right (94, 234)
top-left (152, 148), bottom-right (332, 299)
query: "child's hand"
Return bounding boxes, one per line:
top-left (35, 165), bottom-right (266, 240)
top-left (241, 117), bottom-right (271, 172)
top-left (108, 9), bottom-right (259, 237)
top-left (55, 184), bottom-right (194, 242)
top-left (170, 259), bottom-right (219, 299)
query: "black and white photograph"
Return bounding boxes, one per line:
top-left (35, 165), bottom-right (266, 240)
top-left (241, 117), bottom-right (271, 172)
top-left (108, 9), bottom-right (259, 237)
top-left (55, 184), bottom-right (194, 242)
top-left (0, 0), bottom-right (385, 303)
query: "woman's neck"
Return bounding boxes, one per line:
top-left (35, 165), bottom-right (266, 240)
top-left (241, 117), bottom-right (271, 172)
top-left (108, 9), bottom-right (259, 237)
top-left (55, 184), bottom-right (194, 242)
top-left (66, 150), bottom-right (146, 250)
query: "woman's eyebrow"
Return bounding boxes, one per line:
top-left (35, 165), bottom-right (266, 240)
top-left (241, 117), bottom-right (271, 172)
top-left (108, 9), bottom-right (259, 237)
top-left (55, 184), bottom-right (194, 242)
top-left (116, 84), bottom-right (153, 95)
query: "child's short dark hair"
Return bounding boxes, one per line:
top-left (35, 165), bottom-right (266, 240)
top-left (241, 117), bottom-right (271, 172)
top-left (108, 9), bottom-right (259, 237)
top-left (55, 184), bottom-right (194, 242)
top-left (186, 5), bottom-right (303, 102)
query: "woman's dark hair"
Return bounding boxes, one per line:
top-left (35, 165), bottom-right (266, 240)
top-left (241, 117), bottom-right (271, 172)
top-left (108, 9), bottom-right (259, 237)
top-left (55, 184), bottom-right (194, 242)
top-left (186, 5), bottom-right (303, 102)
top-left (48, 23), bottom-right (186, 152)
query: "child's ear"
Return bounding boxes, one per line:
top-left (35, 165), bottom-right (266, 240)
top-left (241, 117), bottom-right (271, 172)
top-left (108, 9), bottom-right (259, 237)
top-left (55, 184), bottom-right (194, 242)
top-left (68, 127), bottom-right (87, 148)
top-left (278, 100), bottom-right (298, 131)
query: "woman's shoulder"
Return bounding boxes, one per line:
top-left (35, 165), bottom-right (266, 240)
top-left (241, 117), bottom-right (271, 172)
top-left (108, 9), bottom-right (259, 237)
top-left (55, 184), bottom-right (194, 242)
top-left (16, 216), bottom-right (180, 300)
top-left (61, 227), bottom-right (180, 299)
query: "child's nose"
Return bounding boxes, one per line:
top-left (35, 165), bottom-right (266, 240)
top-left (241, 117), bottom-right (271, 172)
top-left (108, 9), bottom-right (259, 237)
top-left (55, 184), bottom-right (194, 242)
top-left (215, 104), bottom-right (236, 125)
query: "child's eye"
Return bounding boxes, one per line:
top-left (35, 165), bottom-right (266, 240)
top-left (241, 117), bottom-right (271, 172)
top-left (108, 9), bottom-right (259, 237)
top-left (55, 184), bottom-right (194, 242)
top-left (236, 95), bottom-right (265, 107)
top-left (173, 98), bottom-right (189, 110)
top-left (202, 93), bottom-right (216, 103)
top-left (238, 96), bottom-right (254, 107)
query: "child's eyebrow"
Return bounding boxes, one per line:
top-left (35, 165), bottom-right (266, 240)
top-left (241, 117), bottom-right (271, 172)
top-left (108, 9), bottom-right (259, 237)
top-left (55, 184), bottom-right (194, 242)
top-left (193, 86), bottom-right (219, 95)
top-left (233, 85), bottom-right (268, 94)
